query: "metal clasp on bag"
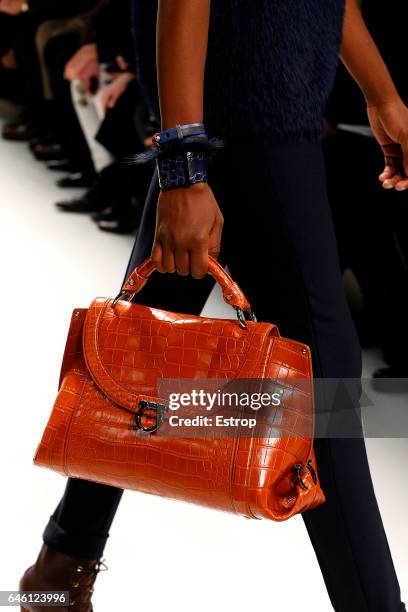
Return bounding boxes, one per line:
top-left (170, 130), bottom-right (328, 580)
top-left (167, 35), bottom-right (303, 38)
top-left (235, 307), bottom-right (257, 330)
top-left (112, 291), bottom-right (134, 306)
top-left (294, 464), bottom-right (308, 491)
top-left (135, 400), bottom-right (166, 433)
top-left (294, 461), bottom-right (317, 491)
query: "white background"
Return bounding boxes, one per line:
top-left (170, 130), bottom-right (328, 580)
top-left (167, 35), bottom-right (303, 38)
top-left (0, 127), bottom-right (407, 610)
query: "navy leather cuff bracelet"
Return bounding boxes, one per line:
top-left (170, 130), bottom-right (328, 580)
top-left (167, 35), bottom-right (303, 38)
top-left (157, 150), bottom-right (209, 191)
top-left (153, 123), bottom-right (206, 148)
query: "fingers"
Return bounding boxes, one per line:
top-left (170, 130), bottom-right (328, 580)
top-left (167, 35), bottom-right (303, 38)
top-left (382, 171), bottom-right (403, 190)
top-left (152, 241), bottom-right (178, 274)
top-left (151, 242), bottom-right (165, 272)
top-left (400, 138), bottom-right (408, 180)
top-left (153, 242), bottom-right (209, 278)
top-left (174, 248), bottom-right (190, 276)
top-left (190, 216), bottom-right (223, 277)
top-left (152, 186), bottom-right (224, 278)
top-left (380, 155), bottom-right (402, 189)
top-left (380, 145), bottom-right (408, 191)
top-left (379, 164), bottom-right (394, 182)
top-left (190, 245), bottom-right (209, 279)
top-left (162, 245), bottom-right (176, 273)
top-left (208, 215), bottom-right (223, 261)
top-left (394, 179), bottom-right (408, 192)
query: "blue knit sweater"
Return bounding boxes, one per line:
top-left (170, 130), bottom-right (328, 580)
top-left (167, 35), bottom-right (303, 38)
top-left (131, 0), bottom-right (345, 141)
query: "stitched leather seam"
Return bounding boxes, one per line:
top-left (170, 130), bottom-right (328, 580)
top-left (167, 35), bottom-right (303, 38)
top-left (229, 328), bottom-right (275, 517)
top-left (273, 338), bottom-right (315, 469)
top-left (84, 299), bottom-right (138, 408)
top-left (62, 373), bottom-right (87, 476)
top-left (243, 425), bottom-right (258, 519)
top-left (237, 330), bottom-right (274, 518)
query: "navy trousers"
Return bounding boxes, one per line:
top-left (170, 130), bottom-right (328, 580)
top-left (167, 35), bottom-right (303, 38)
top-left (44, 141), bottom-right (405, 611)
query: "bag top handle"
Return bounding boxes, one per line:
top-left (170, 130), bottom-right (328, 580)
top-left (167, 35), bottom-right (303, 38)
top-left (119, 257), bottom-right (254, 320)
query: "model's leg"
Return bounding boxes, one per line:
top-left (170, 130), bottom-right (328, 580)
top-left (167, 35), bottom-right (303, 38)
top-left (210, 140), bottom-right (404, 611)
top-left (43, 479), bottom-right (123, 561)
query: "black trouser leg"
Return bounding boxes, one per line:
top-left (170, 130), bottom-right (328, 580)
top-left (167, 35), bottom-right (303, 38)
top-left (324, 132), bottom-right (408, 367)
top-left (214, 141), bottom-right (403, 611)
top-left (44, 141), bottom-right (404, 611)
top-left (43, 479), bottom-right (123, 560)
top-left (43, 31), bottom-right (94, 173)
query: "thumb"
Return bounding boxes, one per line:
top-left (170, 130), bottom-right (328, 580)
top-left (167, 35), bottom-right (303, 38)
top-left (379, 157), bottom-right (396, 182)
top-left (378, 144), bottom-right (401, 182)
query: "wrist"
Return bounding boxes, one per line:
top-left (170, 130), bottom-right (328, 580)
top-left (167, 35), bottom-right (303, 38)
top-left (367, 95), bottom-right (404, 112)
top-left (153, 122), bottom-right (209, 192)
top-left (180, 181), bottom-right (209, 195)
top-left (160, 181), bottom-right (208, 200)
top-left (365, 85), bottom-right (400, 108)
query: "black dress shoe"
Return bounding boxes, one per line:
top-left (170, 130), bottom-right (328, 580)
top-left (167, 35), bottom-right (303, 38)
top-left (97, 207), bottom-right (142, 235)
top-left (91, 206), bottom-right (115, 222)
top-left (33, 141), bottom-right (66, 162)
top-left (29, 132), bottom-right (55, 151)
top-left (46, 159), bottom-right (80, 173)
top-left (55, 193), bottom-right (105, 214)
top-left (2, 120), bottom-right (40, 142)
top-left (97, 217), bottom-right (140, 234)
top-left (57, 172), bottom-right (96, 189)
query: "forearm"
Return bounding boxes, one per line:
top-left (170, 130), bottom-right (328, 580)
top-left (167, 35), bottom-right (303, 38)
top-left (340, 0), bottom-right (398, 106)
top-left (157, 0), bottom-right (211, 129)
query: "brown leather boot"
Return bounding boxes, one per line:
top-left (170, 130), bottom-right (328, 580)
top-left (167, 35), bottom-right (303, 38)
top-left (19, 544), bottom-right (107, 611)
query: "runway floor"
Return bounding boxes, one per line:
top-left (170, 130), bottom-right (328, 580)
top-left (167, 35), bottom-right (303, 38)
top-left (0, 124), bottom-right (407, 610)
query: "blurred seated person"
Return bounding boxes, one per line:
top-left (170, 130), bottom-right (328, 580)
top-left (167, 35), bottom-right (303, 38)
top-left (0, 14), bottom-right (23, 113)
top-left (53, 1), bottom-right (156, 234)
top-left (0, 0), bottom-right (99, 141)
top-left (32, 0), bottom-right (134, 181)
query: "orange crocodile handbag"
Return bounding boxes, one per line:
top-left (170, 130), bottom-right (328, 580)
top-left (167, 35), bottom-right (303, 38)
top-left (34, 257), bottom-right (325, 520)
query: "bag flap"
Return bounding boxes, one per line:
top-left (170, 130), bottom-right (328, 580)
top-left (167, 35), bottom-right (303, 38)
top-left (83, 298), bottom-right (279, 412)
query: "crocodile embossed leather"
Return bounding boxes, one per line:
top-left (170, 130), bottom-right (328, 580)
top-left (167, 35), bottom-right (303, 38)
top-left (34, 257), bottom-right (325, 520)
top-left (157, 151), bottom-right (209, 190)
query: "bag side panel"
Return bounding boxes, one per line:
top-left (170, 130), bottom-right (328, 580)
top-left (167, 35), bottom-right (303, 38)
top-left (59, 309), bottom-right (87, 389)
top-left (34, 370), bottom-right (87, 475)
top-left (232, 336), bottom-right (325, 519)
